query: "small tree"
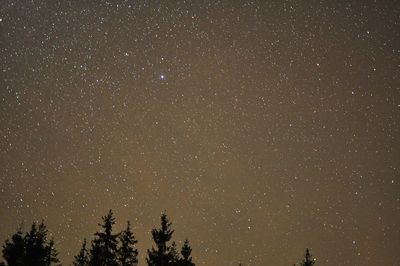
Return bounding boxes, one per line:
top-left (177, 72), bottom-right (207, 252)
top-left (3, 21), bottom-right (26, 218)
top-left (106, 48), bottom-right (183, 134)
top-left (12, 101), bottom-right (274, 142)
top-left (168, 242), bottom-right (179, 264)
top-left (300, 248), bottom-right (315, 266)
top-left (146, 212), bottom-right (174, 266)
top-left (118, 221), bottom-right (138, 266)
top-left (73, 239), bottom-right (90, 266)
top-left (178, 239), bottom-right (194, 266)
top-left (45, 239), bottom-right (60, 266)
top-left (89, 210), bottom-right (119, 266)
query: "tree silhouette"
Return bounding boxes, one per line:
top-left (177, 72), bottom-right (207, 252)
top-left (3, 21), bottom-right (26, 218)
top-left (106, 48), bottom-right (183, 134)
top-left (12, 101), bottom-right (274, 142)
top-left (177, 239), bottom-right (195, 266)
top-left (73, 239), bottom-right (89, 266)
top-left (169, 242), bottom-right (179, 265)
top-left (146, 212), bottom-right (175, 266)
top-left (1, 211), bottom-right (197, 266)
top-left (89, 210), bottom-right (119, 266)
top-left (2, 229), bottom-right (25, 266)
top-left (2, 221), bottom-right (60, 266)
top-left (46, 240), bottom-right (60, 266)
top-left (118, 221), bottom-right (138, 266)
top-left (300, 248), bottom-right (315, 266)
top-left (24, 222), bottom-right (47, 265)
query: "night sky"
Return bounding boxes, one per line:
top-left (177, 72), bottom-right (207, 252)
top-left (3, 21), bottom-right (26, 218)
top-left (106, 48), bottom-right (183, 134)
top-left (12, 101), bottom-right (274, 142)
top-left (0, 0), bottom-right (399, 265)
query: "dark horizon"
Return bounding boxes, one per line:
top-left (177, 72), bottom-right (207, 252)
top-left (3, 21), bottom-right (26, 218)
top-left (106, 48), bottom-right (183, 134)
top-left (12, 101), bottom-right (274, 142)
top-left (0, 0), bottom-right (399, 265)
top-left (1, 210), bottom-right (315, 266)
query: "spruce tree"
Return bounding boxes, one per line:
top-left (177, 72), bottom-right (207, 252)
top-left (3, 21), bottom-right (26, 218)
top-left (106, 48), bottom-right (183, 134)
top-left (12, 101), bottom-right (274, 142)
top-left (25, 221), bottom-right (60, 266)
top-left (146, 212), bottom-right (174, 266)
top-left (300, 248), bottom-right (315, 266)
top-left (118, 221), bottom-right (138, 266)
top-left (2, 221), bottom-right (60, 266)
top-left (73, 239), bottom-right (90, 266)
top-left (168, 242), bottom-right (179, 265)
top-left (178, 239), bottom-right (194, 266)
top-left (45, 239), bottom-right (61, 266)
top-left (2, 229), bottom-right (25, 266)
top-left (89, 210), bottom-right (119, 266)
top-left (24, 222), bottom-right (46, 265)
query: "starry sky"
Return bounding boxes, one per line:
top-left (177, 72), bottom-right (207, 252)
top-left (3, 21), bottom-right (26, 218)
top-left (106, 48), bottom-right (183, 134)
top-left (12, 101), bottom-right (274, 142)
top-left (0, 0), bottom-right (399, 265)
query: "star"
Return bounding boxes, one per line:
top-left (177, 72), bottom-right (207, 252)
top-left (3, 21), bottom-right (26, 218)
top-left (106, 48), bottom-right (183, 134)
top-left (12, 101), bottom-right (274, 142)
top-left (0, 1), bottom-right (398, 266)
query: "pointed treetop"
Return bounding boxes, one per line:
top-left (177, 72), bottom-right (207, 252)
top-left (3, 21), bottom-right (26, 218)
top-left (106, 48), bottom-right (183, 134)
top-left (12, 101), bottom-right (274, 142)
top-left (181, 239), bottom-right (193, 261)
top-left (73, 239), bottom-right (89, 266)
top-left (301, 248), bottom-right (315, 266)
top-left (118, 221), bottom-right (139, 266)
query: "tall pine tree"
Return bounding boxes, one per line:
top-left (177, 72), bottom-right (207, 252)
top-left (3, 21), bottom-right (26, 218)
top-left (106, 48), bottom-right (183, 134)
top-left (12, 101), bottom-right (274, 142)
top-left (89, 210), bottom-right (119, 266)
top-left (73, 239), bottom-right (89, 266)
top-left (146, 212), bottom-right (174, 266)
top-left (118, 221), bottom-right (138, 266)
top-left (24, 222), bottom-right (48, 265)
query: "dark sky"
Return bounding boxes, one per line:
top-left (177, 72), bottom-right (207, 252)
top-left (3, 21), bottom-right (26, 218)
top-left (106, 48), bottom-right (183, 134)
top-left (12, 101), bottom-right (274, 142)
top-left (0, 0), bottom-right (399, 265)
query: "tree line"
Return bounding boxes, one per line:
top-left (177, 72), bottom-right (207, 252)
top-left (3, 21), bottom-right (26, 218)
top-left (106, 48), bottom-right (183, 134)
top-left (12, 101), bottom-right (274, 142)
top-left (1, 210), bottom-right (315, 266)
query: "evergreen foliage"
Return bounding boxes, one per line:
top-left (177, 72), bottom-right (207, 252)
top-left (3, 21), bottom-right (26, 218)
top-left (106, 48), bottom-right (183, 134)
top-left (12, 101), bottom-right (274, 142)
top-left (2, 229), bottom-right (24, 266)
top-left (89, 210), bottom-right (119, 266)
top-left (0, 210), bottom-right (317, 266)
top-left (117, 221), bottom-right (138, 266)
top-left (2, 221), bottom-right (60, 266)
top-left (177, 239), bottom-right (194, 266)
top-left (300, 248), bottom-right (315, 266)
top-left (168, 242), bottom-right (179, 264)
top-left (72, 239), bottom-right (89, 266)
top-left (146, 212), bottom-right (175, 266)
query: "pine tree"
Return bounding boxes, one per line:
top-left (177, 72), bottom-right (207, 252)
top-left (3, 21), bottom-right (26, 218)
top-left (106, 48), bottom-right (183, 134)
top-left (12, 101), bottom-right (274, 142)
top-left (168, 242), bottom-right (179, 265)
top-left (118, 221), bottom-right (138, 266)
top-left (2, 221), bottom-right (60, 266)
top-left (25, 221), bottom-right (60, 266)
top-left (300, 248), bottom-right (315, 266)
top-left (178, 239), bottom-right (194, 266)
top-left (73, 239), bottom-right (90, 266)
top-left (89, 210), bottom-right (119, 266)
top-left (45, 239), bottom-right (61, 266)
top-left (24, 222), bottom-right (46, 265)
top-left (2, 229), bottom-right (25, 266)
top-left (146, 212), bottom-right (174, 266)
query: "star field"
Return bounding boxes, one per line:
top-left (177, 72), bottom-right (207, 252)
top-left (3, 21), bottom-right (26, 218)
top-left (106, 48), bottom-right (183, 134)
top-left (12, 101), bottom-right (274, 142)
top-left (0, 1), bottom-right (399, 265)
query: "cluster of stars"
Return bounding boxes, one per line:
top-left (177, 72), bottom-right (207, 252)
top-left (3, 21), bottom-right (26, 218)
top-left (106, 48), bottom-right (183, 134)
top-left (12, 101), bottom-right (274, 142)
top-left (0, 1), bottom-right (399, 265)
